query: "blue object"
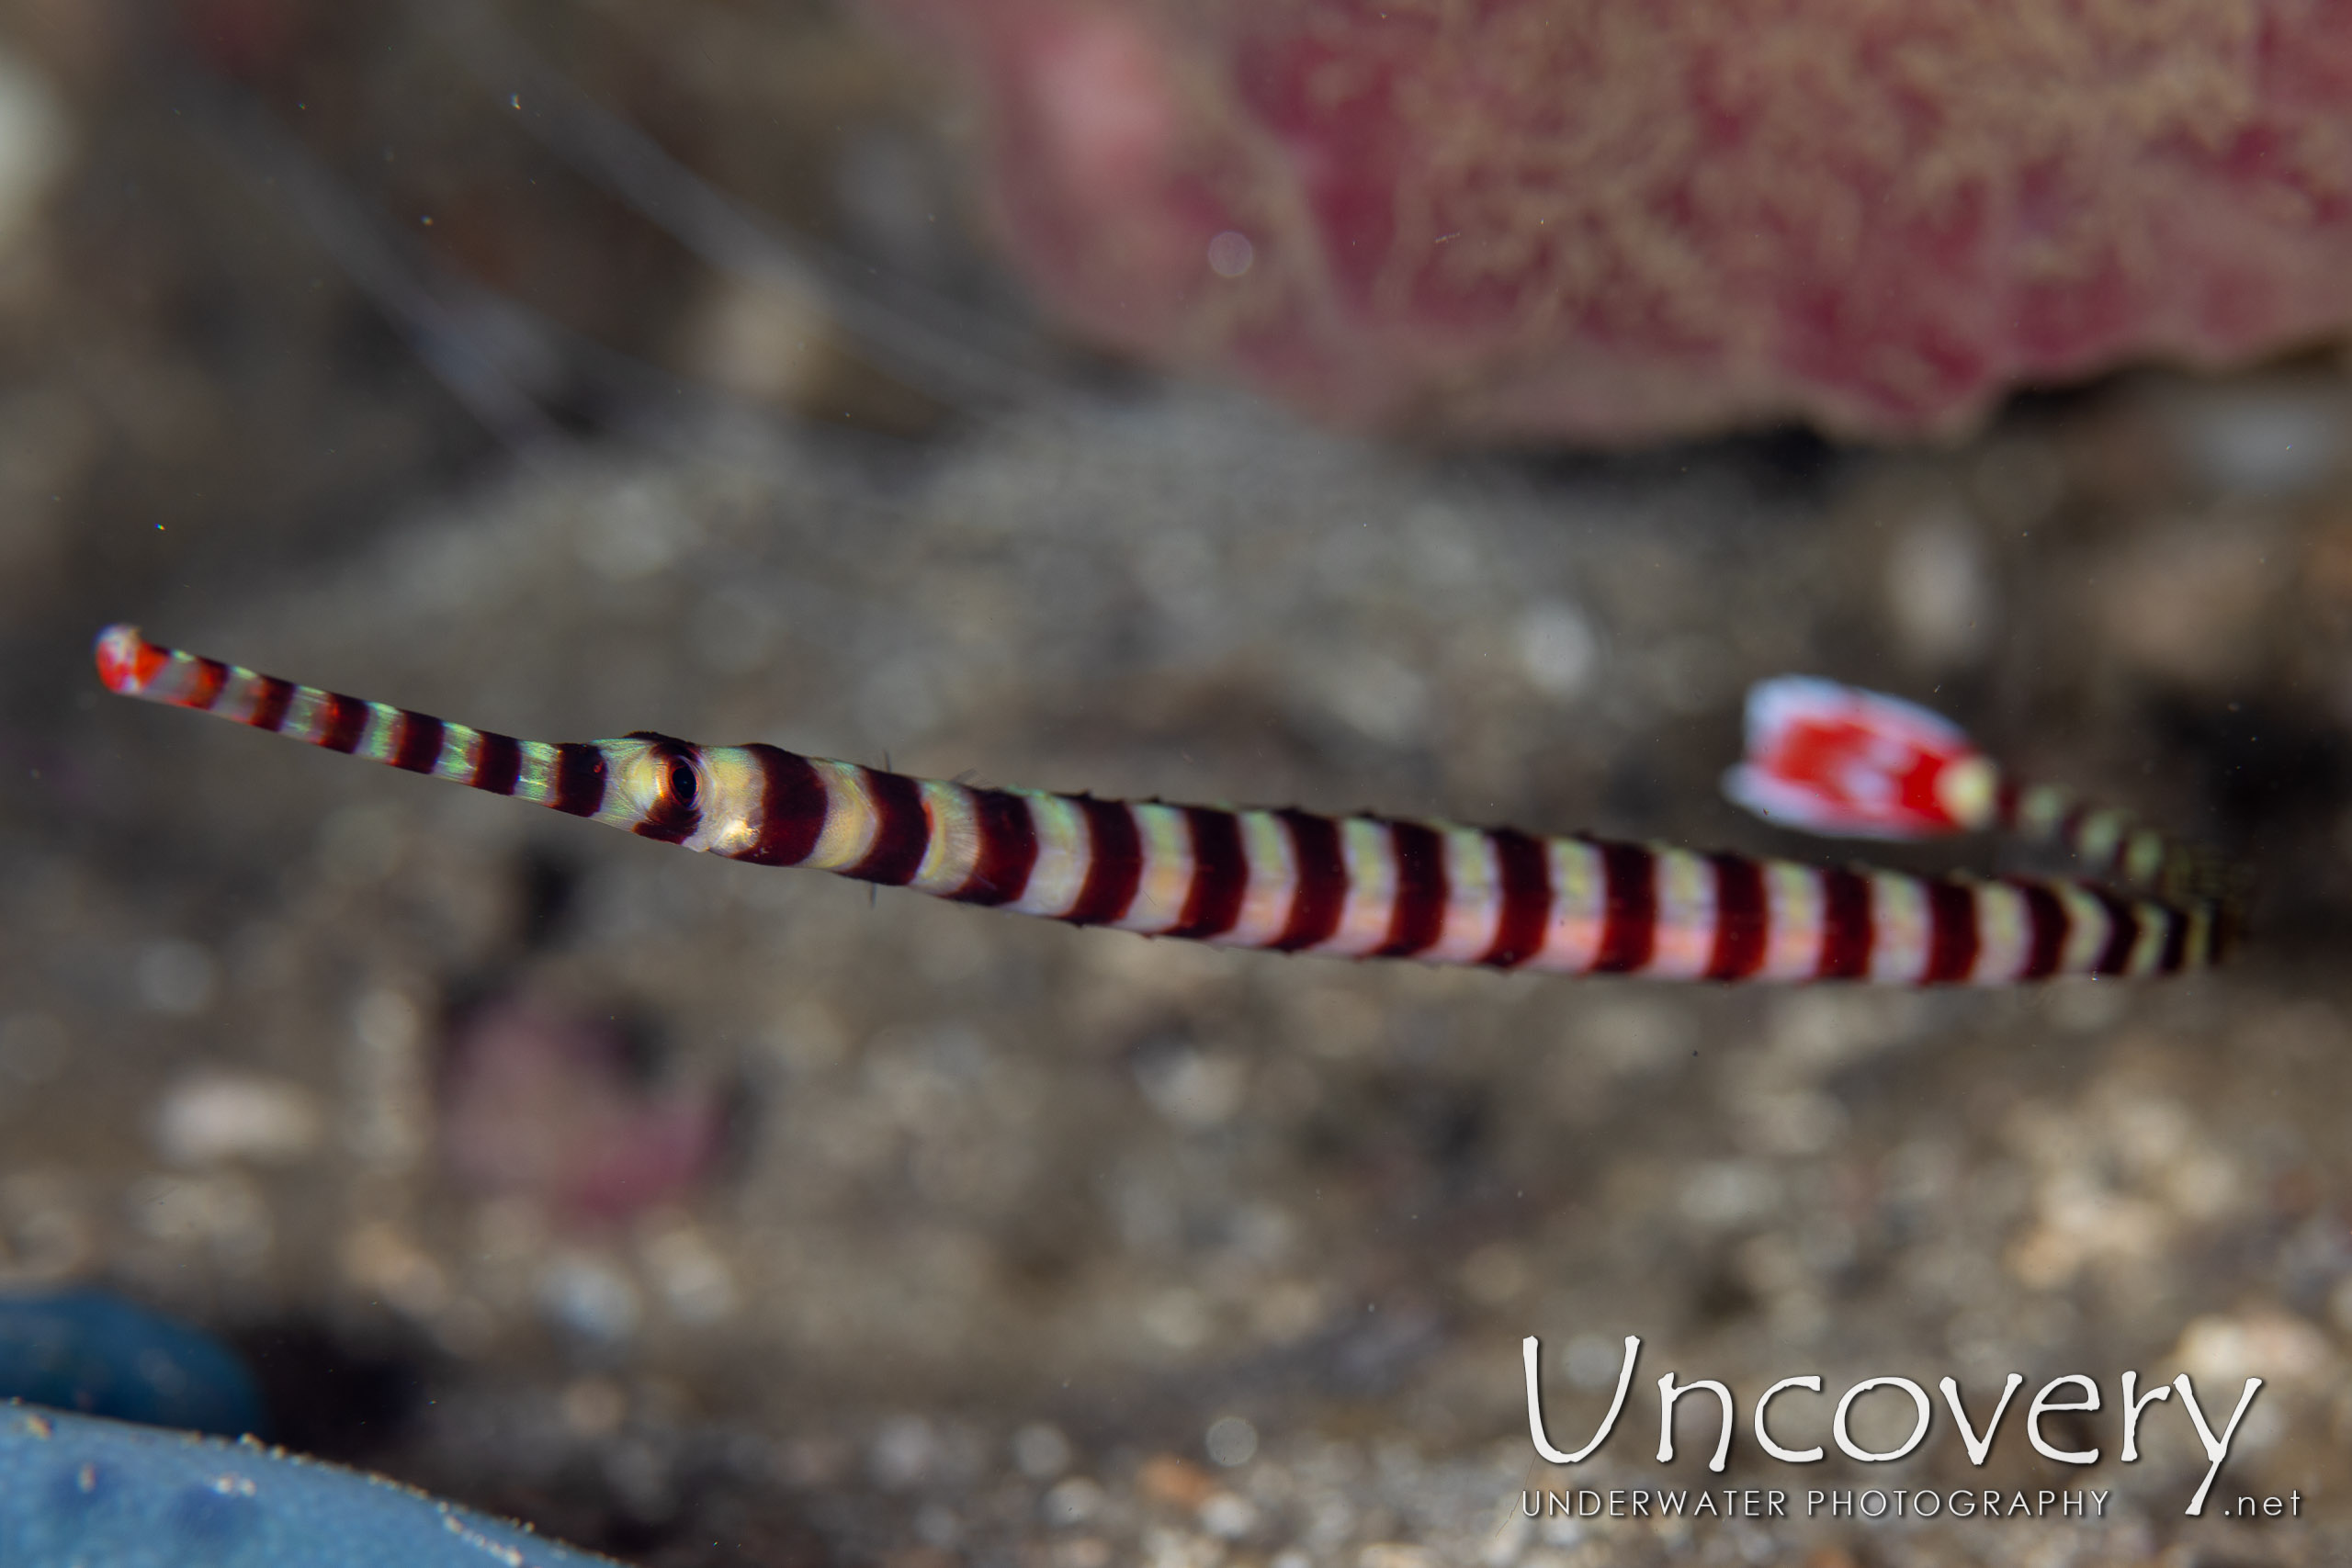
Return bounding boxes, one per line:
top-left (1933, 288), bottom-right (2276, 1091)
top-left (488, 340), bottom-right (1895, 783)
top-left (0, 1290), bottom-right (269, 1438)
top-left (0, 1403), bottom-right (622, 1566)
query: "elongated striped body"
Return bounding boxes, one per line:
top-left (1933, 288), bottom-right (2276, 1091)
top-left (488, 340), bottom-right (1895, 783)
top-left (95, 626), bottom-right (2232, 984)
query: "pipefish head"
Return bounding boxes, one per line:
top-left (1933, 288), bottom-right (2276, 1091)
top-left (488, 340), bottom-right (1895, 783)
top-left (603, 734), bottom-right (774, 855)
top-left (605, 731), bottom-right (707, 844)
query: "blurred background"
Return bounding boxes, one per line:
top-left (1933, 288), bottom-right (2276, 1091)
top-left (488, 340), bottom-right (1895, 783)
top-left (1, 2), bottom-right (2350, 1562)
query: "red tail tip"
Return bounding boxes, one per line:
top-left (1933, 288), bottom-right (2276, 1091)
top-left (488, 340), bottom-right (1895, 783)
top-left (1724, 676), bottom-right (1997, 840)
top-left (95, 624), bottom-right (165, 694)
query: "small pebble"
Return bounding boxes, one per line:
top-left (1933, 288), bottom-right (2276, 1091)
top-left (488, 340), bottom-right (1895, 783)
top-left (152, 1073), bottom-right (322, 1168)
top-left (1204, 1415), bottom-right (1257, 1468)
top-left (536, 1253), bottom-right (642, 1345)
top-left (1013, 1421), bottom-right (1073, 1480)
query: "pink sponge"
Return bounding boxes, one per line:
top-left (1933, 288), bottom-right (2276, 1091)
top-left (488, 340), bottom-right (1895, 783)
top-left (875, 0), bottom-right (2352, 441)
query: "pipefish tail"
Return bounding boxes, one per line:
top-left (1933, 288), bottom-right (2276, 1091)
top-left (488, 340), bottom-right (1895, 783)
top-left (95, 625), bottom-right (2235, 985)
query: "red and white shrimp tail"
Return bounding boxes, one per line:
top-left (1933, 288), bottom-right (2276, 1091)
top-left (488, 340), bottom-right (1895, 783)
top-left (96, 626), bottom-right (2233, 985)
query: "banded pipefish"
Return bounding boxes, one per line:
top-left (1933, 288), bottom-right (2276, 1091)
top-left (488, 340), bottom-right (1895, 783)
top-left (96, 626), bottom-right (2237, 985)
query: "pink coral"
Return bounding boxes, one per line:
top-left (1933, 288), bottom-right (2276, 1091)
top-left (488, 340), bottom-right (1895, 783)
top-left (876, 0), bottom-right (2352, 441)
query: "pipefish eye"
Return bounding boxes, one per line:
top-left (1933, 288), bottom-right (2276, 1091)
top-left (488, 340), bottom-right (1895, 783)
top-left (666, 761), bottom-right (698, 807)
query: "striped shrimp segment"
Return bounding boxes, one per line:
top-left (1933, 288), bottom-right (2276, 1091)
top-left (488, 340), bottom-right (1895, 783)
top-left (95, 626), bottom-right (2233, 985)
top-left (1728, 673), bottom-right (2240, 973)
top-left (2001, 780), bottom-right (2233, 915)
